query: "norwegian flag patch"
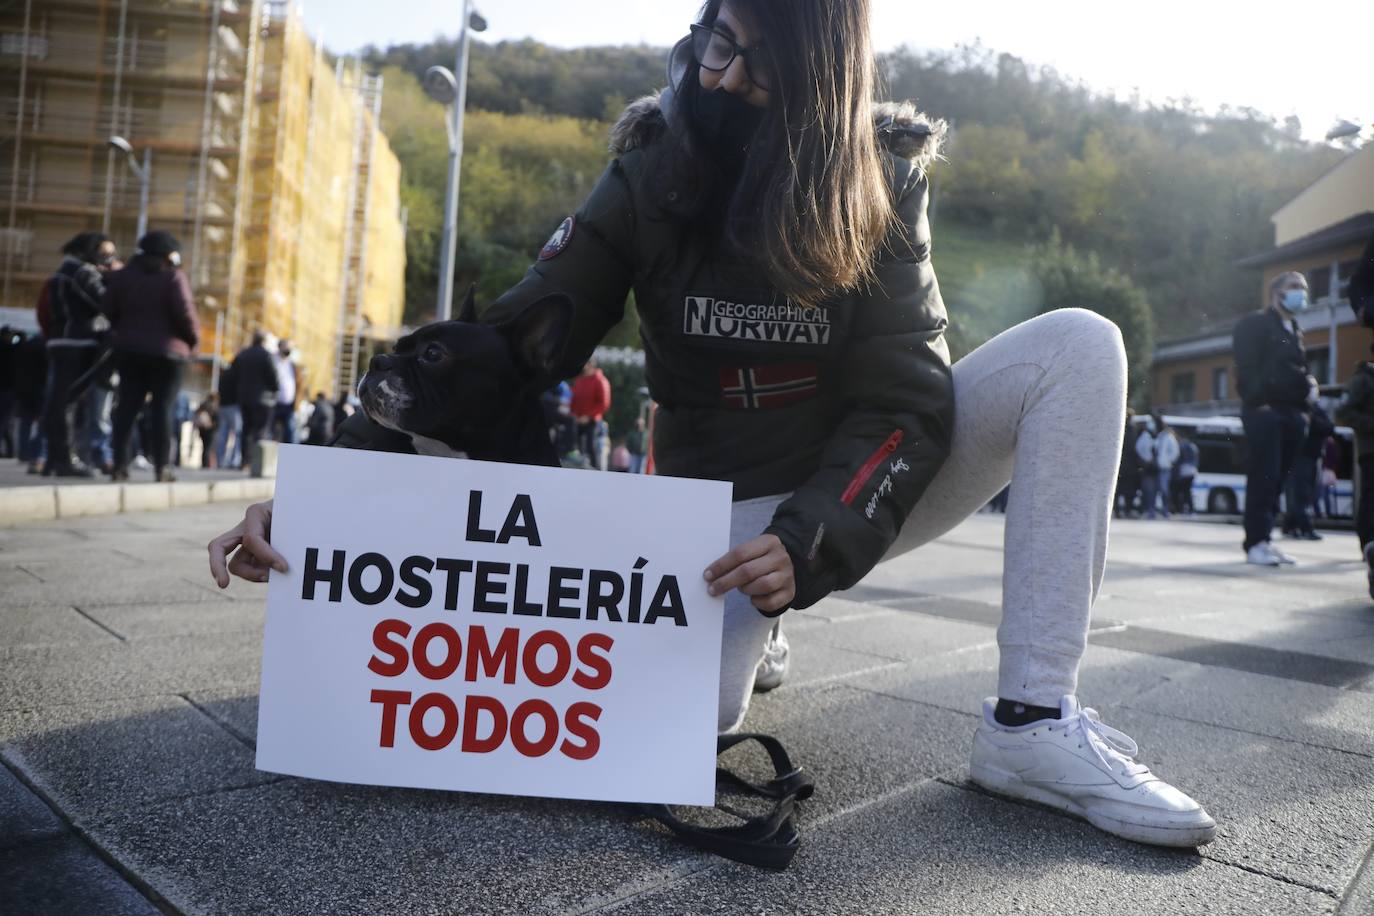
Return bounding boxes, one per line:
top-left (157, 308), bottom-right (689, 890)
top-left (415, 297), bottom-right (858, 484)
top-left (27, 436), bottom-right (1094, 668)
top-left (718, 363), bottom-right (820, 409)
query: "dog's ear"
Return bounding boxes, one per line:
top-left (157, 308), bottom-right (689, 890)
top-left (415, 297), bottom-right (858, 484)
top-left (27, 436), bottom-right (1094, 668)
top-left (457, 284), bottom-right (478, 324)
top-left (500, 294), bottom-right (573, 381)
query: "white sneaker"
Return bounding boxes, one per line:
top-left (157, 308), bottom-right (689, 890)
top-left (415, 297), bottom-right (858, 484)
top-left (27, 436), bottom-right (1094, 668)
top-left (752, 622), bottom-right (790, 693)
top-left (1246, 543), bottom-right (1282, 566)
top-left (1267, 541), bottom-right (1297, 565)
top-left (969, 696), bottom-right (1217, 847)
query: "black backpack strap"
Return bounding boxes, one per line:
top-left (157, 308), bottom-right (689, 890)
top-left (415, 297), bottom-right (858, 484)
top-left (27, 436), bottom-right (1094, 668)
top-left (641, 732), bottom-right (815, 871)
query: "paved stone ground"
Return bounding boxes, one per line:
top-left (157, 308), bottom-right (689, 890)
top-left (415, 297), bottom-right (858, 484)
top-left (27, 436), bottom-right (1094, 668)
top-left (0, 461), bottom-right (249, 489)
top-left (3, 503), bottom-right (1374, 915)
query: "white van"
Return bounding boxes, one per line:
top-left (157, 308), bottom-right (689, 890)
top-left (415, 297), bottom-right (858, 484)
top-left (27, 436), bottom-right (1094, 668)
top-left (1130, 414), bottom-right (1355, 517)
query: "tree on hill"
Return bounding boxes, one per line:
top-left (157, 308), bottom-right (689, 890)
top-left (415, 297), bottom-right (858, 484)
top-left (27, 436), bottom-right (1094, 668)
top-left (1028, 232), bottom-right (1155, 402)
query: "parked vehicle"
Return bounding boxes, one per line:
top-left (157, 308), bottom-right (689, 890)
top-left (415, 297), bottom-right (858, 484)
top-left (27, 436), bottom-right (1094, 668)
top-left (1130, 414), bottom-right (1355, 517)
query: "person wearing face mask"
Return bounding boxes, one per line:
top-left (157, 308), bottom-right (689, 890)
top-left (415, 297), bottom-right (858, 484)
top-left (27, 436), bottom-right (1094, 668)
top-left (212, 0), bottom-right (1218, 849)
top-left (104, 230), bottom-right (200, 482)
top-left (1232, 270), bottom-right (1316, 566)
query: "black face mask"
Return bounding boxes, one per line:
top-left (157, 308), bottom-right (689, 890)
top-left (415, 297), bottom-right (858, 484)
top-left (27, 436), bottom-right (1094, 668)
top-left (688, 86), bottom-right (766, 172)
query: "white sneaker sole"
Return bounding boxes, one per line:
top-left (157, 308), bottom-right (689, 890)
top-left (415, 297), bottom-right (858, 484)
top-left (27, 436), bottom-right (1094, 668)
top-left (969, 761), bottom-right (1217, 848)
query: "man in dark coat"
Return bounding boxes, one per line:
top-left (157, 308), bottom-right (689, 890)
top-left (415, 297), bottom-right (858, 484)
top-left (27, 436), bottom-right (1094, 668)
top-left (230, 331), bottom-right (278, 472)
top-left (1233, 270), bottom-right (1315, 566)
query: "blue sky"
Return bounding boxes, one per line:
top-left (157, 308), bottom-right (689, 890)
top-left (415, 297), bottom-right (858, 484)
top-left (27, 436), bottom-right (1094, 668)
top-left (299, 0), bottom-right (1371, 141)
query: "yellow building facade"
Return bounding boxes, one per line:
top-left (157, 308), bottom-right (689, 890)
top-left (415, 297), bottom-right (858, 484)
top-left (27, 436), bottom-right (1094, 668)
top-left (0, 0), bottom-right (405, 397)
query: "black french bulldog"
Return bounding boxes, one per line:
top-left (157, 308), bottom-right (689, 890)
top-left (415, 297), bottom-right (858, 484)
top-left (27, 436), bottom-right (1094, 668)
top-left (350, 289), bottom-right (572, 466)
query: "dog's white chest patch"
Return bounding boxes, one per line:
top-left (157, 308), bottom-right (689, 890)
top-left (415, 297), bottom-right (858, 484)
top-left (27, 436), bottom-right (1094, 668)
top-left (407, 433), bottom-right (468, 459)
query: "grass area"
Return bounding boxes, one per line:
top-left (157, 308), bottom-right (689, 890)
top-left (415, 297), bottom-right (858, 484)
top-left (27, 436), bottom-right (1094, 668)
top-left (930, 218), bottom-right (1039, 359)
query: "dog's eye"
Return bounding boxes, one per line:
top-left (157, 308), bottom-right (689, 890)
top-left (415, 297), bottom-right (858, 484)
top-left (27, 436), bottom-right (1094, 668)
top-left (421, 344), bottom-right (447, 364)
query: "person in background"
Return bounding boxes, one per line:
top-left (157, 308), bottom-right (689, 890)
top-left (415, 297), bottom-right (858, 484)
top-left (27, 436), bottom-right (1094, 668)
top-left (1149, 412), bottom-right (1178, 520)
top-left (1319, 435), bottom-right (1341, 519)
top-left (1282, 404), bottom-right (1332, 540)
top-left (1233, 271), bottom-right (1314, 566)
top-left (1115, 408), bottom-right (1140, 518)
top-left (195, 392), bottom-right (220, 468)
top-left (1133, 415), bottom-right (1157, 518)
top-left (271, 339), bottom-right (301, 444)
top-left (1172, 434), bottom-right (1199, 515)
top-left (305, 391), bottom-right (335, 445)
top-left (230, 331), bottom-right (278, 472)
top-left (1336, 232), bottom-right (1374, 595)
top-left (43, 232), bottom-right (116, 477)
top-left (610, 439), bottom-right (632, 472)
top-left (570, 358), bottom-right (612, 470)
top-left (214, 361), bottom-right (242, 469)
top-left (104, 231), bottom-right (200, 483)
top-left (626, 416), bottom-right (648, 474)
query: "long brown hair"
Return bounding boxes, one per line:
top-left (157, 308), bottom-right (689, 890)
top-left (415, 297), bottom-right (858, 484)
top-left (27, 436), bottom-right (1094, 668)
top-left (683, 0), bottom-right (894, 309)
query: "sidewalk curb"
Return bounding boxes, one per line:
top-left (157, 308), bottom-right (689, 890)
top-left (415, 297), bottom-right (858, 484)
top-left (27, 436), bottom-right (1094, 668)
top-left (0, 478), bottom-right (275, 527)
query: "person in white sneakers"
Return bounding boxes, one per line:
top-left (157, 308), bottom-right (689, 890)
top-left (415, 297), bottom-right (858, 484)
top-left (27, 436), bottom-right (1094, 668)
top-left (210, 0), bottom-right (1215, 849)
top-left (1234, 271), bottom-right (1315, 568)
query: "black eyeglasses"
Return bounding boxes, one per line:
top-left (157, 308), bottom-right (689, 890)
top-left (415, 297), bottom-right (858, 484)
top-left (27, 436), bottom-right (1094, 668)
top-left (689, 23), bottom-right (773, 91)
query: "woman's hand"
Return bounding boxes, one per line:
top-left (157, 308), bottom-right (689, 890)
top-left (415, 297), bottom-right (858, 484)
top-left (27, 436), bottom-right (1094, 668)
top-left (704, 534), bottom-right (795, 615)
top-left (207, 500), bottom-right (287, 588)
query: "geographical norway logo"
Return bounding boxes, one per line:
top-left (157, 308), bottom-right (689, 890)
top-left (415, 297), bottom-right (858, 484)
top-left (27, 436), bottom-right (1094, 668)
top-left (718, 363), bottom-right (819, 409)
top-left (683, 296), bottom-right (832, 346)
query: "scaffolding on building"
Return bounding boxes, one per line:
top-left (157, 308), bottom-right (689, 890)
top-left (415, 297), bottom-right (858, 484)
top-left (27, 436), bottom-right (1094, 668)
top-left (0, 0), bottom-right (406, 397)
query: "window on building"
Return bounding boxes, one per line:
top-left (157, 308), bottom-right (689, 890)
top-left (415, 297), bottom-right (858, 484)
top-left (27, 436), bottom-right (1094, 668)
top-left (1211, 366), bottom-right (1229, 401)
top-left (1306, 265), bottom-right (1332, 301)
top-left (1170, 372), bottom-right (1195, 405)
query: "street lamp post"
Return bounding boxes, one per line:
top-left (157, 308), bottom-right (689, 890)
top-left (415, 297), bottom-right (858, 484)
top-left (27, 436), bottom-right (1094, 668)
top-left (424, 2), bottom-right (487, 322)
top-left (108, 135), bottom-right (151, 240)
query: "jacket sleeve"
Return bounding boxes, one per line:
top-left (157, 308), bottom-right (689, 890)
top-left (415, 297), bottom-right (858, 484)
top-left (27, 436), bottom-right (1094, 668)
top-left (482, 159), bottom-right (637, 375)
top-left (1336, 369), bottom-right (1374, 436)
top-left (764, 166), bottom-right (955, 611)
top-left (1232, 317), bottom-right (1263, 404)
top-left (170, 272), bottom-right (200, 350)
top-left (72, 264), bottom-right (107, 321)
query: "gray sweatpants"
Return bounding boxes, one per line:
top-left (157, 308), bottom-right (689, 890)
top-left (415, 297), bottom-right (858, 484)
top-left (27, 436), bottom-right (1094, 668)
top-left (718, 309), bottom-right (1127, 733)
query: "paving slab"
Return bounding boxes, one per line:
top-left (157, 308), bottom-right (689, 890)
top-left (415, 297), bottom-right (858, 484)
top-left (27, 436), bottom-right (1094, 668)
top-left (0, 762), bottom-right (64, 848)
top-left (77, 600), bottom-right (263, 640)
top-left (1108, 708), bottom-right (1374, 896)
top-left (1126, 665), bottom-right (1374, 758)
top-left (794, 607), bottom-right (997, 662)
top-left (0, 573), bottom-right (226, 609)
top-left (0, 631), bottom-right (261, 710)
top-left (0, 835), bottom-right (162, 916)
top-left (738, 683), bottom-right (974, 820)
top-left (601, 780), bottom-right (1335, 916)
top-left (854, 643), bottom-right (1193, 720)
top-left (91, 778), bottom-right (706, 916)
top-left (0, 695), bottom-right (273, 819)
top-left (183, 687), bottom-right (260, 747)
top-left (0, 604), bottom-right (122, 648)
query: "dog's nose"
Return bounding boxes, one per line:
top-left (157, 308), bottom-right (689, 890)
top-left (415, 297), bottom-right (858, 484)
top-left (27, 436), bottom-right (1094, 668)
top-left (370, 353), bottom-right (394, 373)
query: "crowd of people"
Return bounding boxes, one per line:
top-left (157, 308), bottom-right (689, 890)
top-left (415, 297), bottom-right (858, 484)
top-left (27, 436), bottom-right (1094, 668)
top-left (0, 229), bottom-right (361, 480)
top-left (539, 357), bottom-right (648, 473)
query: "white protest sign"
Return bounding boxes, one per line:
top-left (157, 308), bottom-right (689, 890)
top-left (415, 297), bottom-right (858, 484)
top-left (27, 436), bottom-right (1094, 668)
top-left (256, 445), bottom-right (731, 805)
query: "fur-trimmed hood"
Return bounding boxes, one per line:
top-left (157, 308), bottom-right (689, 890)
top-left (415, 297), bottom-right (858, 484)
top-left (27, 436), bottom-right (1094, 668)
top-left (608, 91), bottom-right (948, 171)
